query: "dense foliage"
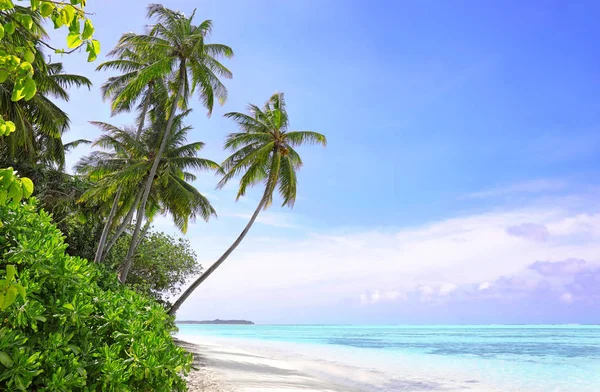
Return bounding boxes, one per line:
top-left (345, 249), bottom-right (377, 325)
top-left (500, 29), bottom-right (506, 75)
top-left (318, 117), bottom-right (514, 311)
top-left (104, 230), bottom-right (201, 305)
top-left (0, 179), bottom-right (192, 391)
top-left (0, 2), bottom-right (327, 390)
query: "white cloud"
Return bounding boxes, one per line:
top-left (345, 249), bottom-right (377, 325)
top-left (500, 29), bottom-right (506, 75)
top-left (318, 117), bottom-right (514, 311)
top-left (439, 283), bottom-right (457, 296)
top-left (175, 196), bottom-right (600, 322)
top-left (560, 292), bottom-right (574, 304)
top-left (360, 290), bottom-right (403, 305)
top-left (462, 179), bottom-right (566, 199)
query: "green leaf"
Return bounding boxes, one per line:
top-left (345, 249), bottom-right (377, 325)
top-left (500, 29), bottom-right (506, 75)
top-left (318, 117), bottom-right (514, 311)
top-left (11, 79), bottom-right (25, 101)
top-left (0, 70), bottom-right (7, 83)
top-left (0, 0), bottom-right (13, 11)
top-left (7, 181), bottom-right (19, 199)
top-left (51, 11), bottom-right (64, 28)
top-left (61, 5), bottom-right (75, 25)
top-left (23, 78), bottom-right (36, 101)
top-left (30, 0), bottom-right (40, 10)
top-left (15, 283), bottom-right (25, 299)
top-left (40, 2), bottom-right (54, 17)
top-left (86, 39), bottom-right (100, 62)
top-left (23, 49), bottom-right (35, 63)
top-left (82, 19), bottom-right (94, 40)
top-left (3, 22), bottom-right (14, 35)
top-left (67, 31), bottom-right (82, 48)
top-left (0, 24), bottom-right (4, 40)
top-left (16, 14), bottom-right (33, 29)
top-left (20, 177), bottom-right (33, 198)
top-left (63, 303), bottom-right (75, 310)
top-left (5, 265), bottom-right (16, 281)
top-left (2, 286), bottom-right (18, 309)
top-left (0, 351), bottom-right (13, 368)
top-left (0, 190), bottom-right (6, 205)
top-left (14, 374), bottom-right (25, 391)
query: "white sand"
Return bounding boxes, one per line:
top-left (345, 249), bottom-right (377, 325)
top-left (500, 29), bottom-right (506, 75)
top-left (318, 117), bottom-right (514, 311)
top-left (177, 337), bottom-right (501, 392)
top-left (178, 339), bottom-right (365, 392)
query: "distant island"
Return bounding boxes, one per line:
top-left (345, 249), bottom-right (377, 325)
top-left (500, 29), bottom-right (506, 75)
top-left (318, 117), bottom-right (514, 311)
top-left (177, 319), bottom-right (254, 325)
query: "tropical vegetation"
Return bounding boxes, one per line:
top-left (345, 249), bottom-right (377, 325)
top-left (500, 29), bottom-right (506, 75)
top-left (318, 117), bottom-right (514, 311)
top-left (0, 1), bottom-right (326, 390)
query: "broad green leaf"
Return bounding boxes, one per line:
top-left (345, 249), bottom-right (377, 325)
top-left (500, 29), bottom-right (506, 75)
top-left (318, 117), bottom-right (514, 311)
top-left (7, 180), bottom-right (19, 199)
top-left (2, 286), bottom-right (18, 309)
top-left (82, 19), bottom-right (94, 40)
top-left (14, 374), bottom-right (25, 391)
top-left (30, 0), bottom-right (40, 10)
top-left (0, 24), bottom-right (4, 40)
top-left (61, 5), bottom-right (76, 25)
top-left (5, 121), bottom-right (15, 134)
top-left (23, 50), bottom-right (35, 63)
top-left (15, 14), bottom-right (33, 29)
top-left (86, 39), bottom-right (100, 62)
top-left (0, 0), bottom-right (13, 11)
top-left (4, 22), bottom-right (14, 35)
top-left (0, 190), bottom-right (6, 205)
top-left (15, 283), bottom-right (25, 299)
top-left (67, 32), bottom-right (82, 48)
top-left (23, 78), bottom-right (37, 101)
top-left (20, 177), bottom-right (33, 198)
top-left (5, 265), bottom-right (16, 281)
top-left (0, 352), bottom-right (13, 368)
top-left (40, 2), bottom-right (54, 17)
top-left (51, 12), bottom-right (64, 28)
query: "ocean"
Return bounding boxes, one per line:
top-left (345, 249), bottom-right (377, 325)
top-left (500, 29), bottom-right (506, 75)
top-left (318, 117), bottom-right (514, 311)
top-left (176, 324), bottom-right (600, 391)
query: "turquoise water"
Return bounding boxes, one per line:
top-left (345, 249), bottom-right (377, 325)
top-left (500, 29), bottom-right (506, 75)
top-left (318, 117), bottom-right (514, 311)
top-left (177, 324), bottom-right (600, 391)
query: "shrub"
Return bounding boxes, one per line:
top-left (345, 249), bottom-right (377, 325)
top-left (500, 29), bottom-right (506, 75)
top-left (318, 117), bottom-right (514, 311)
top-left (104, 231), bottom-right (201, 305)
top-left (0, 170), bottom-right (192, 391)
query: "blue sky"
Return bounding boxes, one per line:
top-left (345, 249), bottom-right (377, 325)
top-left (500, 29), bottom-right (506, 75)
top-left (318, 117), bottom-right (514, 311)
top-left (54, 0), bottom-right (600, 323)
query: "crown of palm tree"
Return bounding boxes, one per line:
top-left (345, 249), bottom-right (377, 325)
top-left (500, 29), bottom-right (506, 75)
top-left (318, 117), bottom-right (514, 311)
top-left (78, 110), bottom-right (219, 233)
top-left (100, 4), bottom-right (233, 118)
top-left (218, 92), bottom-right (327, 208)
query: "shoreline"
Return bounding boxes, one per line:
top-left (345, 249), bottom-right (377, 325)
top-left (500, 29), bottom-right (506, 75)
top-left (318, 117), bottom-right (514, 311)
top-left (176, 338), bottom-right (366, 392)
top-left (175, 336), bottom-right (499, 392)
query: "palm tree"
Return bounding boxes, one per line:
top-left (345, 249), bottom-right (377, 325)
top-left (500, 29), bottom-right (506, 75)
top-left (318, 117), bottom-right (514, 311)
top-left (78, 109), bottom-right (219, 270)
top-left (92, 46), bottom-right (158, 263)
top-left (103, 4), bottom-right (233, 283)
top-left (168, 92), bottom-right (326, 315)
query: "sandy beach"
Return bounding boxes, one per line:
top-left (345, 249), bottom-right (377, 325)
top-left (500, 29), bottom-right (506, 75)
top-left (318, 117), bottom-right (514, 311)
top-left (176, 337), bottom-right (498, 392)
top-left (178, 339), bottom-right (365, 392)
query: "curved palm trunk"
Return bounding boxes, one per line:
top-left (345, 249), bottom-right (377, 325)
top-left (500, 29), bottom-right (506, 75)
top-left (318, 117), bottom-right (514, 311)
top-left (94, 186), bottom-right (122, 263)
top-left (94, 87), bottom-right (152, 264)
top-left (103, 188), bottom-right (143, 255)
top-left (119, 63), bottom-right (186, 284)
top-left (168, 198), bottom-right (265, 316)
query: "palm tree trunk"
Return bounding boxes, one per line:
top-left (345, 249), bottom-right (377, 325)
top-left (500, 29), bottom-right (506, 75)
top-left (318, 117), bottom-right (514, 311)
top-left (104, 188), bottom-right (143, 255)
top-left (135, 219), bottom-right (151, 250)
top-left (94, 87), bottom-right (151, 264)
top-left (168, 197), bottom-right (265, 316)
top-left (94, 186), bottom-right (122, 263)
top-left (119, 63), bottom-right (187, 284)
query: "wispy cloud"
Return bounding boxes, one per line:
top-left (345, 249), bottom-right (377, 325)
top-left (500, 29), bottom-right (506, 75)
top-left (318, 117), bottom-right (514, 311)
top-left (177, 192), bottom-right (600, 323)
top-left (462, 179), bottom-right (566, 199)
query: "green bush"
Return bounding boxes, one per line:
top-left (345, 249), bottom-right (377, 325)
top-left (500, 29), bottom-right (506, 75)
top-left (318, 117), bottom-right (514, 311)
top-left (104, 231), bottom-right (201, 306)
top-left (0, 182), bottom-right (192, 390)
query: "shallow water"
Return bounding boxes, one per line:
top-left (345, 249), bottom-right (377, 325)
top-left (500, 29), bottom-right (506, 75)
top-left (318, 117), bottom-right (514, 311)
top-left (176, 324), bottom-right (600, 391)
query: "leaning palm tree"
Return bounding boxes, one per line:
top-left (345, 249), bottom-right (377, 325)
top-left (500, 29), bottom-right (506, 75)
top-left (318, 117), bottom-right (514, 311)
top-left (168, 92), bottom-right (326, 315)
top-left (106, 4), bottom-right (233, 283)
